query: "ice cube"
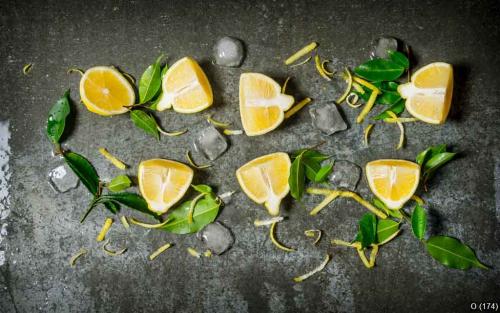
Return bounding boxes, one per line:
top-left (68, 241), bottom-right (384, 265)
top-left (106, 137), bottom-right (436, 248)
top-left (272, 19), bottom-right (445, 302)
top-left (309, 103), bottom-right (347, 135)
top-left (48, 163), bottom-right (79, 193)
top-left (329, 160), bottom-right (361, 190)
top-left (213, 36), bottom-right (245, 67)
top-left (193, 125), bottom-right (228, 161)
top-left (370, 36), bottom-right (399, 59)
top-left (197, 222), bottom-right (234, 255)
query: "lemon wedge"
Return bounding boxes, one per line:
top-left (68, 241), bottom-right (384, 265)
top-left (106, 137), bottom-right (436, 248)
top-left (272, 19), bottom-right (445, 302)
top-left (138, 159), bottom-right (194, 214)
top-left (236, 152), bottom-right (291, 215)
top-left (365, 159), bottom-right (420, 210)
top-left (239, 73), bottom-right (294, 136)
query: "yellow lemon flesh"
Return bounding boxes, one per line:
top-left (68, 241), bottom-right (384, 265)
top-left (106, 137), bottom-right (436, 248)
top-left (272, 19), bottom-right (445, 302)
top-left (398, 62), bottom-right (453, 124)
top-left (239, 73), bottom-right (294, 136)
top-left (79, 66), bottom-right (135, 116)
top-left (236, 152), bottom-right (291, 215)
top-left (365, 159), bottom-right (420, 210)
top-left (138, 159), bottom-right (194, 214)
top-left (156, 57), bottom-right (213, 113)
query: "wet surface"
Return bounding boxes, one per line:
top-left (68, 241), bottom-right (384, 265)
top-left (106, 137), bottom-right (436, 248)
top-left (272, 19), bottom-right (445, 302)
top-left (0, 1), bottom-right (500, 312)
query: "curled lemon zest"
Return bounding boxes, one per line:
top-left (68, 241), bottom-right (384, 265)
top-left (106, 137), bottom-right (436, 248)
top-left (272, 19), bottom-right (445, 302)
top-left (270, 222), bottom-right (295, 252)
top-left (157, 125), bottom-right (188, 136)
top-left (387, 111), bottom-right (404, 149)
top-left (185, 150), bottom-right (212, 169)
top-left (129, 217), bottom-right (171, 229)
top-left (336, 68), bottom-right (353, 104)
top-left (96, 218), bottom-right (113, 242)
top-left (98, 148), bottom-right (127, 170)
top-left (290, 56), bottom-right (312, 68)
top-left (281, 77), bottom-right (292, 93)
top-left (284, 97), bottom-right (312, 119)
top-left (321, 60), bottom-right (334, 76)
top-left (254, 216), bottom-right (284, 226)
top-left (411, 195), bottom-right (425, 205)
top-left (364, 124), bottom-right (374, 146)
top-left (223, 129), bottom-right (243, 135)
top-left (206, 114), bottom-right (231, 128)
top-left (187, 247), bottom-right (201, 258)
top-left (314, 54), bottom-right (332, 81)
top-left (353, 76), bottom-right (380, 93)
top-left (293, 254), bottom-right (331, 282)
top-left (304, 229), bottom-right (322, 245)
top-left (346, 93), bottom-right (361, 108)
top-left (120, 216), bottom-right (130, 229)
top-left (69, 248), bottom-right (88, 267)
top-left (285, 42), bottom-right (317, 65)
top-left (67, 68), bottom-right (85, 75)
top-left (356, 89), bottom-right (379, 123)
top-left (22, 63), bottom-right (33, 75)
top-left (102, 239), bottom-right (127, 256)
top-left (149, 243), bottom-right (172, 260)
top-left (187, 193), bottom-right (205, 224)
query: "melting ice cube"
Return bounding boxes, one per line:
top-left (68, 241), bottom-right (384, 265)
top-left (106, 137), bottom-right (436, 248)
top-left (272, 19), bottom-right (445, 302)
top-left (48, 163), bottom-right (79, 193)
top-left (309, 103), bottom-right (347, 135)
top-left (370, 36), bottom-right (399, 59)
top-left (197, 222), bottom-right (234, 255)
top-left (193, 125), bottom-right (228, 161)
top-left (213, 36), bottom-right (245, 67)
top-left (329, 160), bottom-right (361, 190)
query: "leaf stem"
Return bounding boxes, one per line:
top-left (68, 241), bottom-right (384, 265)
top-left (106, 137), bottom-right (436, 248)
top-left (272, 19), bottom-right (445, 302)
top-left (80, 196), bottom-right (100, 223)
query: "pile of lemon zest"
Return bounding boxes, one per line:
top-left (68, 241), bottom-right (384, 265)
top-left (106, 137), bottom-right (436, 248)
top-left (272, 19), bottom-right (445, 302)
top-left (314, 54), bottom-right (332, 81)
top-left (352, 82), bottom-right (365, 94)
top-left (270, 222), bottom-right (296, 252)
top-left (22, 63), bottom-right (33, 75)
top-left (149, 243), bottom-right (172, 260)
top-left (304, 229), bottom-right (322, 245)
top-left (384, 117), bottom-right (418, 123)
top-left (353, 76), bottom-right (380, 93)
top-left (285, 42), bottom-right (318, 65)
top-left (102, 239), bottom-right (127, 256)
top-left (346, 93), bottom-right (361, 108)
top-left (157, 125), bottom-right (188, 136)
top-left (281, 77), bottom-right (292, 93)
top-left (364, 124), bottom-right (374, 146)
top-left (203, 250), bottom-right (212, 257)
top-left (289, 56), bottom-right (312, 68)
top-left (129, 217), bottom-right (171, 229)
top-left (98, 148), bottom-right (127, 170)
top-left (187, 193), bottom-right (205, 224)
top-left (187, 247), bottom-right (201, 258)
top-left (411, 195), bottom-right (425, 205)
top-left (336, 68), bottom-right (353, 104)
top-left (284, 97), bottom-right (312, 119)
top-left (378, 229), bottom-right (402, 246)
top-left (69, 248), bottom-right (88, 267)
top-left (293, 254), bottom-right (331, 282)
top-left (307, 188), bottom-right (388, 219)
top-left (356, 90), bottom-right (379, 123)
top-left (120, 216), bottom-right (130, 229)
top-left (206, 114), bottom-right (231, 128)
top-left (96, 218), bottom-right (113, 242)
top-left (223, 129), bottom-right (243, 135)
top-left (185, 150), bottom-right (212, 169)
top-left (254, 216), bottom-right (284, 227)
top-left (321, 60), bottom-right (334, 76)
top-left (67, 68), bottom-right (85, 75)
top-left (387, 111), bottom-right (404, 149)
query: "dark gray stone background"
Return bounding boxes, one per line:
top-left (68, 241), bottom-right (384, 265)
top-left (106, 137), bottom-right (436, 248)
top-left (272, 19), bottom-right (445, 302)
top-left (1, 0), bottom-right (499, 312)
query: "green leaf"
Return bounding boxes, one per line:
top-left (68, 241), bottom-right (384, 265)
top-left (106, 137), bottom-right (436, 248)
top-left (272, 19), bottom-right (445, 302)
top-left (377, 91), bottom-right (401, 105)
top-left (358, 213), bottom-right (377, 248)
top-left (372, 198), bottom-right (403, 219)
top-left (130, 109), bottom-right (160, 139)
top-left (104, 201), bottom-right (119, 214)
top-left (416, 147), bottom-right (432, 166)
top-left (373, 99), bottom-right (405, 120)
top-left (416, 144), bottom-right (447, 166)
top-left (291, 149), bottom-right (329, 162)
top-left (47, 90), bottom-right (71, 144)
top-left (192, 184), bottom-right (212, 194)
top-left (411, 204), bottom-right (427, 240)
top-left (425, 236), bottom-right (488, 270)
top-left (139, 55), bottom-right (163, 104)
top-left (354, 59), bottom-right (405, 82)
top-left (424, 152), bottom-right (456, 172)
top-left (373, 81), bottom-right (399, 92)
top-left (289, 152), bottom-right (305, 200)
top-left (160, 194), bottom-right (221, 234)
top-left (314, 164), bottom-right (333, 183)
top-left (387, 50), bottom-right (409, 69)
top-left (63, 151), bottom-right (99, 195)
top-left (107, 175), bottom-right (132, 192)
top-left (99, 192), bottom-right (158, 219)
top-left (161, 64), bottom-right (168, 77)
top-left (376, 219), bottom-right (400, 244)
top-left (302, 158), bottom-right (321, 181)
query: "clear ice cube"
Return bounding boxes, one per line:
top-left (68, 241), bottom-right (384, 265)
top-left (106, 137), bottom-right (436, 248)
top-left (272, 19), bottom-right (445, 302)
top-left (213, 36), bottom-right (245, 67)
top-left (309, 103), bottom-right (348, 135)
top-left (197, 222), bottom-right (234, 255)
top-left (193, 125), bottom-right (228, 161)
top-left (48, 163), bottom-right (79, 193)
top-left (329, 160), bottom-right (361, 190)
top-left (370, 36), bottom-right (399, 59)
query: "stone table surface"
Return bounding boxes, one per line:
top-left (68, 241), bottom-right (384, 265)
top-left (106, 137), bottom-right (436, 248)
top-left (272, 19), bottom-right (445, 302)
top-left (1, 1), bottom-right (499, 312)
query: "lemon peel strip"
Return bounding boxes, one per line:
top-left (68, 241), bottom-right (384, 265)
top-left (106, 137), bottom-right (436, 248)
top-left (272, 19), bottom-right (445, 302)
top-left (411, 195), bottom-right (425, 205)
top-left (23, 63), bottom-right (33, 75)
top-left (346, 93), bottom-right (361, 108)
top-left (129, 217), bottom-right (172, 229)
top-left (364, 124), bottom-right (374, 146)
top-left (187, 193), bottom-right (205, 224)
top-left (270, 222), bottom-right (296, 252)
top-left (352, 82), bottom-right (365, 94)
top-left (285, 42), bottom-right (318, 65)
top-left (314, 54), bottom-right (332, 81)
top-left (304, 229), bottom-right (322, 245)
top-left (96, 218), bottom-right (113, 242)
top-left (69, 248), bottom-right (88, 267)
top-left (67, 68), bottom-right (85, 75)
top-left (102, 239), bottom-right (127, 256)
top-left (336, 68), bottom-right (353, 104)
top-left (206, 114), bottom-right (231, 128)
top-left (321, 60), bottom-right (334, 76)
top-left (284, 97), bottom-right (312, 119)
top-left (120, 216), bottom-right (130, 229)
top-left (387, 111), bottom-right (404, 149)
top-left (157, 125), bottom-right (188, 137)
top-left (281, 77), bottom-right (292, 93)
top-left (203, 250), bottom-right (212, 257)
top-left (384, 117), bottom-right (418, 123)
top-left (185, 150), bottom-right (212, 169)
top-left (223, 129), bottom-right (243, 135)
top-left (149, 243), bottom-right (173, 260)
top-left (289, 56), bottom-right (312, 68)
top-left (353, 76), bottom-right (380, 93)
top-left (98, 148), bottom-right (127, 170)
top-left (356, 89), bottom-right (379, 123)
top-left (254, 216), bottom-right (284, 227)
top-left (187, 247), bottom-right (201, 258)
top-left (293, 254), bottom-right (331, 282)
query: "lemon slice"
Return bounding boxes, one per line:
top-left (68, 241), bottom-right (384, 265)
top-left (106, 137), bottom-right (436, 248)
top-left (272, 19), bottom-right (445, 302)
top-left (156, 57), bottom-right (213, 113)
top-left (398, 62), bottom-right (453, 124)
top-left (79, 66), bottom-right (135, 116)
top-left (239, 73), bottom-right (294, 136)
top-left (138, 159), bottom-right (194, 214)
top-left (365, 159), bottom-right (420, 210)
top-left (236, 152), bottom-right (291, 215)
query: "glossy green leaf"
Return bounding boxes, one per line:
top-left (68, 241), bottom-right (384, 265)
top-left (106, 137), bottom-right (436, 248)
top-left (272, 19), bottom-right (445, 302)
top-left (354, 59), bottom-right (405, 82)
top-left (416, 144), bottom-right (447, 166)
top-left (99, 192), bottom-right (158, 218)
top-left (107, 175), bottom-right (132, 192)
top-left (314, 164), bottom-right (333, 183)
top-left (160, 194), bottom-right (221, 234)
top-left (192, 184), bottom-right (212, 194)
top-left (426, 236), bottom-right (488, 270)
top-left (373, 99), bottom-right (405, 120)
top-left (289, 152), bottom-right (305, 200)
top-left (373, 81), bottom-right (399, 92)
top-left (376, 219), bottom-right (400, 244)
top-left (130, 109), bottom-right (159, 140)
top-left (388, 50), bottom-right (409, 69)
top-left (291, 149), bottom-right (330, 162)
top-left (424, 152), bottom-right (456, 172)
top-left (63, 151), bottom-right (99, 195)
top-left (411, 204), bottom-right (427, 240)
top-left (377, 91), bottom-right (401, 105)
top-left (372, 198), bottom-right (403, 219)
top-left (302, 158), bottom-right (321, 182)
top-left (47, 90), bottom-right (71, 144)
top-left (358, 213), bottom-right (377, 248)
top-left (139, 55), bottom-right (163, 103)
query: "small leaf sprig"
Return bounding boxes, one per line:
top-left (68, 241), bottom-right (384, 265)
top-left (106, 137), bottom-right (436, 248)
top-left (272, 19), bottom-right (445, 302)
top-left (289, 148), bottom-right (333, 200)
top-left (415, 143), bottom-right (457, 188)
